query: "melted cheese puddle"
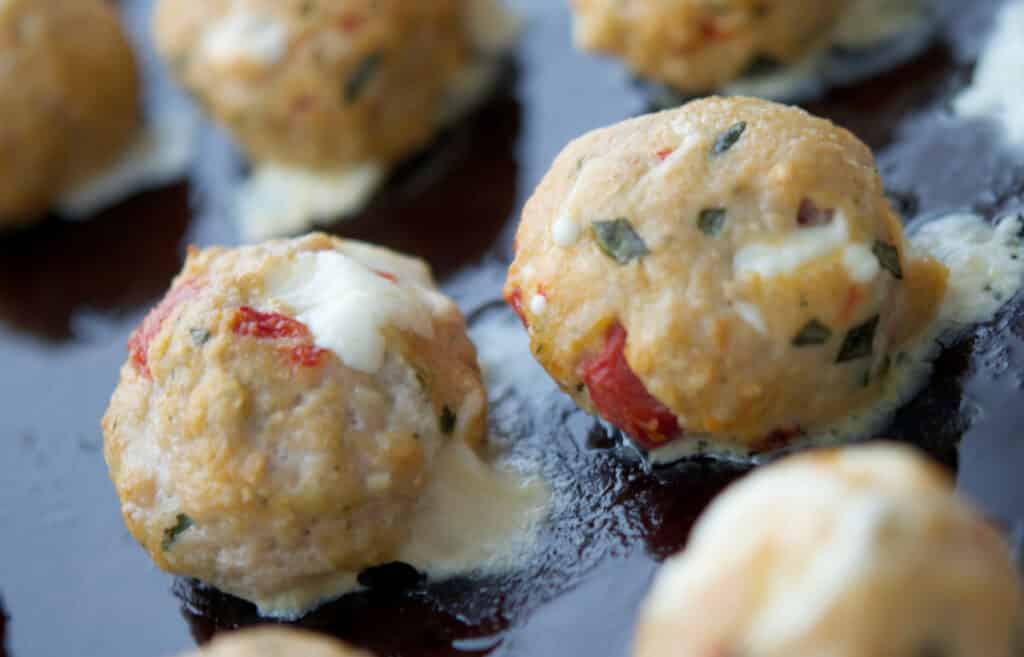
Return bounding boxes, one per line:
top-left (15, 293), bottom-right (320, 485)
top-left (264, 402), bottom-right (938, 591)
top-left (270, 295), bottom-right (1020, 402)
top-left (652, 212), bottom-right (1024, 465)
top-left (253, 440), bottom-right (549, 620)
top-left (953, 0), bottom-right (1024, 148)
top-left (236, 0), bottom-right (520, 242)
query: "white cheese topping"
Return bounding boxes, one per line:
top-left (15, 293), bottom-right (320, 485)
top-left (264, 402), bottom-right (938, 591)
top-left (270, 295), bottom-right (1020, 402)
top-left (734, 302), bottom-right (768, 335)
top-left (237, 164), bottom-right (384, 242)
top-left (734, 214), bottom-right (852, 280)
top-left (530, 294), bottom-right (548, 316)
top-left (202, 11), bottom-right (289, 66)
top-left (842, 243), bottom-right (881, 283)
top-left (953, 0), bottom-right (1024, 148)
top-left (552, 215), bottom-right (581, 247)
top-left (266, 251), bottom-right (436, 374)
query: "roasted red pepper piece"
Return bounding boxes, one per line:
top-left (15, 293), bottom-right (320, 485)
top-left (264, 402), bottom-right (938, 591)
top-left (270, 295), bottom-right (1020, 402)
top-left (505, 288), bottom-right (528, 327)
top-left (232, 307), bottom-right (327, 368)
top-left (128, 279), bottom-right (200, 378)
top-left (579, 323), bottom-right (681, 448)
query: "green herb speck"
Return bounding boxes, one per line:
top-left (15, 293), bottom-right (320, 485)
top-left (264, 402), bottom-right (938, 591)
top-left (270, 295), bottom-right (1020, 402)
top-left (161, 514), bottom-right (193, 551)
top-left (440, 406), bottom-right (456, 435)
top-left (345, 53), bottom-right (382, 104)
top-left (190, 328), bottom-right (211, 347)
top-left (698, 208), bottom-right (727, 237)
top-left (712, 122), bottom-right (747, 156)
top-left (872, 241), bottom-right (903, 279)
top-left (836, 315), bottom-right (880, 364)
top-left (792, 319), bottom-right (832, 347)
top-left (592, 218), bottom-right (650, 264)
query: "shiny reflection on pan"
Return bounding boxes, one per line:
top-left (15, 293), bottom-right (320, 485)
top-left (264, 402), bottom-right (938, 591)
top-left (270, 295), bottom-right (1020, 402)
top-left (0, 184), bottom-right (191, 341)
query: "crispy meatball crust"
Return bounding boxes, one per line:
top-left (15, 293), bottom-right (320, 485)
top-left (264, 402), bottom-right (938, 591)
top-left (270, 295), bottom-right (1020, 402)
top-left (153, 0), bottom-right (470, 169)
top-left (0, 0), bottom-right (140, 227)
top-left (178, 627), bottom-right (373, 657)
top-left (634, 444), bottom-right (1024, 657)
top-left (570, 0), bottom-right (849, 92)
top-left (504, 97), bottom-right (947, 450)
top-left (103, 233), bottom-right (486, 612)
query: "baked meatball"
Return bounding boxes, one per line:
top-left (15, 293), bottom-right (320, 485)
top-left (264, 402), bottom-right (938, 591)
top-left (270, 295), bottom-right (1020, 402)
top-left (570, 0), bottom-right (849, 93)
top-left (103, 233), bottom-right (487, 618)
top-left (634, 443), bottom-right (1024, 657)
top-left (0, 0), bottom-right (141, 227)
top-left (153, 0), bottom-right (475, 170)
top-left (504, 97), bottom-right (948, 453)
top-left (177, 628), bottom-right (372, 657)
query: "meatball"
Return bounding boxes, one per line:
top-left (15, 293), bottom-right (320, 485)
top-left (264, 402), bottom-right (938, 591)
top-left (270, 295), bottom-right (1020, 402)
top-left (0, 0), bottom-right (141, 227)
top-left (177, 628), bottom-right (372, 657)
top-left (633, 443), bottom-right (1024, 657)
top-left (153, 0), bottom-right (475, 170)
top-left (570, 0), bottom-right (849, 92)
top-left (504, 97), bottom-right (948, 452)
top-left (103, 233), bottom-right (487, 617)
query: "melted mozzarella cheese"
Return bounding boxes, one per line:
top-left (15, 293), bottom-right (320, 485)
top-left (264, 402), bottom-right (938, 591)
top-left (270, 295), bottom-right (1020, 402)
top-left (266, 251), bottom-right (438, 374)
top-left (202, 11), bottom-right (289, 66)
top-left (552, 215), bottom-right (581, 247)
top-left (733, 214), bottom-right (852, 280)
top-left (953, 0), bottom-right (1024, 147)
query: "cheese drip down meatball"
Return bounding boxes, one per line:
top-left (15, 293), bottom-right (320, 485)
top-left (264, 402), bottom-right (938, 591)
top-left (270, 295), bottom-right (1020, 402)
top-left (177, 628), bottom-right (373, 657)
top-left (570, 0), bottom-right (849, 93)
top-left (102, 234), bottom-right (487, 617)
top-left (504, 97), bottom-right (948, 453)
top-left (634, 444), bottom-right (1024, 657)
top-left (154, 0), bottom-right (479, 170)
top-left (0, 0), bottom-right (140, 227)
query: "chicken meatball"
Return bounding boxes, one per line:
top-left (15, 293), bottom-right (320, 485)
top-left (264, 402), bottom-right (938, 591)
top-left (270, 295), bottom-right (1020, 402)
top-left (0, 0), bottom-right (141, 227)
top-left (103, 233), bottom-right (487, 618)
top-left (570, 0), bottom-right (849, 93)
top-left (634, 443), bottom-right (1024, 657)
top-left (504, 97), bottom-right (948, 453)
top-left (178, 628), bottom-right (372, 657)
top-left (154, 0), bottom-right (478, 170)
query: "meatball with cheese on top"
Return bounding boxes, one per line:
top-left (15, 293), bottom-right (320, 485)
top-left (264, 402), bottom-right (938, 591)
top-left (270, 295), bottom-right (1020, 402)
top-left (504, 97), bottom-right (948, 455)
top-left (634, 443), bottom-right (1024, 657)
top-left (570, 0), bottom-right (849, 93)
top-left (0, 0), bottom-right (140, 227)
top-left (103, 233), bottom-right (488, 618)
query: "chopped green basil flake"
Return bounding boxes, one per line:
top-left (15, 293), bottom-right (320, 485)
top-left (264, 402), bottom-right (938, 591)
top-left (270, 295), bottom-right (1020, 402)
top-left (345, 53), bottom-right (382, 104)
top-left (792, 319), bottom-right (832, 347)
top-left (712, 122), bottom-right (747, 156)
top-left (190, 328), bottom-right (211, 346)
top-left (592, 218), bottom-right (650, 264)
top-left (698, 208), bottom-right (727, 237)
top-left (440, 405), bottom-right (456, 435)
top-left (161, 514), bottom-right (193, 551)
top-left (872, 241), bottom-right (903, 279)
top-left (836, 315), bottom-right (880, 364)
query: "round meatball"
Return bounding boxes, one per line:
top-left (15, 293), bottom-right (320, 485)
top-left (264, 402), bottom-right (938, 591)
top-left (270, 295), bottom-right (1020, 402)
top-left (153, 0), bottom-right (473, 170)
top-left (178, 628), bottom-right (372, 657)
top-left (504, 97), bottom-right (948, 452)
top-left (570, 0), bottom-right (849, 92)
top-left (634, 443), bottom-right (1024, 657)
top-left (103, 233), bottom-right (487, 617)
top-left (0, 0), bottom-right (140, 227)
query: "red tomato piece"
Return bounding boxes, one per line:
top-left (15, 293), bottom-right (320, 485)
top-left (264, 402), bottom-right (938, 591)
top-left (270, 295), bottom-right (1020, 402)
top-left (579, 323), bottom-right (681, 448)
top-left (128, 279), bottom-right (200, 378)
top-left (289, 344), bottom-right (329, 368)
top-left (232, 307), bottom-right (311, 340)
top-left (505, 288), bottom-right (528, 327)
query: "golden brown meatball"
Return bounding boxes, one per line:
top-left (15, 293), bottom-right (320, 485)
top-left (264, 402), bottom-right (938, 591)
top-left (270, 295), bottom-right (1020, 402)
top-left (103, 233), bottom-right (487, 618)
top-left (0, 0), bottom-right (140, 227)
top-left (504, 97), bottom-right (948, 454)
top-left (634, 443), bottom-right (1024, 657)
top-left (153, 0), bottom-right (473, 170)
top-left (177, 627), bottom-right (372, 657)
top-left (570, 0), bottom-right (849, 92)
